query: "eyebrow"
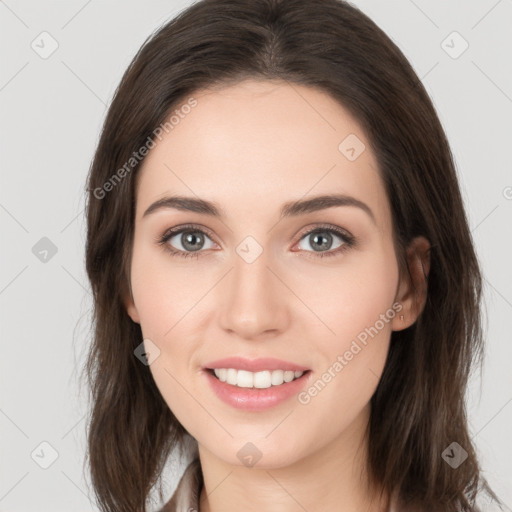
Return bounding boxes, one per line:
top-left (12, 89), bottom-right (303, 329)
top-left (142, 193), bottom-right (376, 225)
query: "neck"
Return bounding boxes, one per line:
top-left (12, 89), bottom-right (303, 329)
top-left (197, 405), bottom-right (390, 512)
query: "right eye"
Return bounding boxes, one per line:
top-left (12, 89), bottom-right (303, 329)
top-left (157, 225), bottom-right (218, 259)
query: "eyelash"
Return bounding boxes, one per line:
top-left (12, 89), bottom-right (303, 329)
top-left (155, 223), bottom-right (356, 260)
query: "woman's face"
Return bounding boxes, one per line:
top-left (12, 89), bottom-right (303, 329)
top-left (125, 79), bottom-right (413, 468)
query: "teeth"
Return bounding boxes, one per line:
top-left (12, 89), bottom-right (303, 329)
top-left (213, 368), bottom-right (305, 388)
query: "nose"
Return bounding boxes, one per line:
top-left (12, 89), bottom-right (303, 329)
top-left (217, 248), bottom-right (290, 340)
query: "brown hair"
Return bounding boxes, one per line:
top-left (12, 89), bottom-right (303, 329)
top-left (83, 0), bottom-right (504, 511)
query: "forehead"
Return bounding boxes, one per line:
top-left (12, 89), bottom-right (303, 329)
top-left (136, 79), bottom-right (389, 229)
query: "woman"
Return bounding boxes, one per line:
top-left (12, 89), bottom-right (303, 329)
top-left (83, 1), bottom-right (505, 511)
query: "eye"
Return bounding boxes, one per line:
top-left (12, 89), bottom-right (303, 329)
top-left (157, 224), bottom-right (217, 259)
top-left (294, 225), bottom-right (355, 259)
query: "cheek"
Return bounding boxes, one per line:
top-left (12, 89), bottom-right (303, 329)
top-left (129, 239), bottom-right (189, 338)
top-left (288, 245), bottom-right (399, 350)
top-left (292, 249), bottom-right (398, 412)
top-left (129, 241), bottom-right (207, 398)
top-left (129, 244), bottom-right (205, 431)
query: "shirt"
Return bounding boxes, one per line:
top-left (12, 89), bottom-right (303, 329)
top-left (159, 458), bottom-right (203, 512)
top-left (157, 457), bottom-right (403, 512)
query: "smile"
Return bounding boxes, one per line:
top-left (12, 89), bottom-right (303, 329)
top-left (203, 368), bottom-right (312, 411)
top-left (212, 368), bottom-right (305, 388)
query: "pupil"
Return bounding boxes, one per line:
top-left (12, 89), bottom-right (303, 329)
top-left (182, 232), bottom-right (203, 251)
top-left (312, 232), bottom-right (332, 251)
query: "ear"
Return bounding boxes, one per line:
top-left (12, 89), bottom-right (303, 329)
top-left (391, 236), bottom-right (431, 331)
top-left (121, 279), bottom-right (140, 324)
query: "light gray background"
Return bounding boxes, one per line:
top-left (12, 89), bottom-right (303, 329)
top-left (1, 1), bottom-right (511, 511)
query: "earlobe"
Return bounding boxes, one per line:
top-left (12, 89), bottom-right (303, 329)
top-left (126, 300), bottom-right (141, 324)
top-left (392, 236), bottom-right (431, 332)
top-left (122, 280), bottom-right (141, 324)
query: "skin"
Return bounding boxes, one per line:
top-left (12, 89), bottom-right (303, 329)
top-left (124, 79), bottom-right (430, 512)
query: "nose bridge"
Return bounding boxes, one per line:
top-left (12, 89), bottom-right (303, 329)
top-left (218, 239), bottom-right (288, 338)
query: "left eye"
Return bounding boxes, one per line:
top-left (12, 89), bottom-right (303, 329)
top-left (296, 228), bottom-right (348, 254)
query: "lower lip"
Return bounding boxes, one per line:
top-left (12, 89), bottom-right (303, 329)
top-left (203, 369), bottom-right (312, 411)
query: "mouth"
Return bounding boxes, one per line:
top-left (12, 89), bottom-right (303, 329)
top-left (203, 366), bottom-right (312, 411)
top-left (204, 367), bottom-right (312, 389)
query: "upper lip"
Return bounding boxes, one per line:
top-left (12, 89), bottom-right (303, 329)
top-left (203, 357), bottom-right (309, 372)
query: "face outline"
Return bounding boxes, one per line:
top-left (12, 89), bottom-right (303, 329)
top-left (124, 79), bottom-right (429, 470)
